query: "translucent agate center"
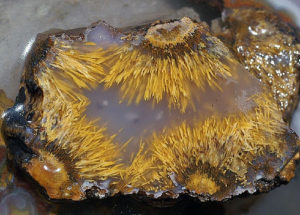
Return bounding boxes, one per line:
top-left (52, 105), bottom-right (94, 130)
top-left (84, 69), bottom-right (260, 159)
top-left (71, 19), bottom-right (263, 160)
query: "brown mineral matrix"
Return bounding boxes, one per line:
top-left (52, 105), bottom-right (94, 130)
top-left (1, 17), bottom-right (299, 202)
top-left (221, 7), bottom-right (300, 121)
top-left (0, 90), bottom-right (13, 146)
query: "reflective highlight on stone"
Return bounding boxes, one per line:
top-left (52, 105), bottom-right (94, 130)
top-left (1, 16), bottom-right (299, 202)
top-left (220, 6), bottom-right (300, 121)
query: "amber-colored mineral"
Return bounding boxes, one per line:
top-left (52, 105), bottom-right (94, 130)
top-left (0, 90), bottom-right (14, 206)
top-left (0, 90), bottom-right (13, 146)
top-left (219, 6), bottom-right (300, 121)
top-left (1, 16), bottom-right (299, 202)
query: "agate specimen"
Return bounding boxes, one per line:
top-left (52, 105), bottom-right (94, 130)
top-left (1, 16), bottom-right (299, 202)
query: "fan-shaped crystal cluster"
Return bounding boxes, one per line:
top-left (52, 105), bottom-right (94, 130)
top-left (1, 8), bottom-right (299, 202)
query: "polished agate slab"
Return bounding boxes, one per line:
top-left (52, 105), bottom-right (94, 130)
top-left (1, 17), bottom-right (299, 201)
